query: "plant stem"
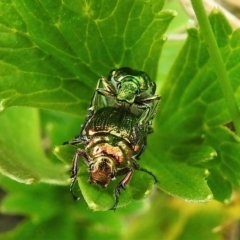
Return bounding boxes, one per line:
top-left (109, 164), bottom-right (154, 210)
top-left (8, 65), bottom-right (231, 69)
top-left (190, 0), bottom-right (240, 136)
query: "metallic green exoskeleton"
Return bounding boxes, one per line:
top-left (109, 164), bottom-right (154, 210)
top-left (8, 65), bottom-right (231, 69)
top-left (90, 67), bottom-right (160, 131)
top-left (69, 107), bottom-right (157, 210)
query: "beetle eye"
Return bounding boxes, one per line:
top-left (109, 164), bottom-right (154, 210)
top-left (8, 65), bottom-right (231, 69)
top-left (89, 163), bottom-right (94, 171)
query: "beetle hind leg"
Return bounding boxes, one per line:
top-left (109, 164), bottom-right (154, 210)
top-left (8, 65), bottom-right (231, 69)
top-left (133, 160), bottom-right (158, 184)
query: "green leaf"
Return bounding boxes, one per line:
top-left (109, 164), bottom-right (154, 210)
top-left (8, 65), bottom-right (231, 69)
top-left (0, 176), bottom-right (123, 240)
top-left (2, 1), bottom-right (240, 238)
top-left (0, 107), bottom-right (68, 184)
top-left (0, 0), bottom-right (176, 210)
top-left (0, 178), bottom-right (61, 222)
top-left (1, 0), bottom-right (239, 212)
top-left (153, 9), bottom-right (240, 202)
top-left (205, 126), bottom-right (240, 189)
top-left (207, 169), bottom-right (232, 203)
top-left (0, 0), bottom-right (175, 116)
top-left (144, 139), bottom-right (214, 201)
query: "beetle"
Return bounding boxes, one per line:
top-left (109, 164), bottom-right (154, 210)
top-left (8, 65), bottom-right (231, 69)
top-left (89, 67), bottom-right (161, 132)
top-left (69, 107), bottom-right (157, 210)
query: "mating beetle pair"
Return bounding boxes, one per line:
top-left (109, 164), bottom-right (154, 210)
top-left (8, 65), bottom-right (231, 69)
top-left (90, 67), bottom-right (160, 131)
top-left (67, 67), bottom-right (160, 210)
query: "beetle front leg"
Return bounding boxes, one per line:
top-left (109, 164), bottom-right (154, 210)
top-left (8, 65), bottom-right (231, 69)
top-left (109, 168), bottom-right (133, 211)
top-left (138, 96), bottom-right (161, 123)
top-left (88, 77), bottom-right (104, 113)
top-left (147, 96), bottom-right (161, 124)
top-left (99, 76), bottom-right (116, 93)
top-left (70, 149), bottom-right (89, 201)
top-left (137, 96), bottom-right (161, 133)
top-left (97, 77), bottom-right (117, 106)
top-left (89, 77), bottom-right (115, 112)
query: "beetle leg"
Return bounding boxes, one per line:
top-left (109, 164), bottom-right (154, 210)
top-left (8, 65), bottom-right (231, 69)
top-left (88, 77), bottom-right (105, 112)
top-left (136, 102), bottom-right (154, 126)
top-left (134, 136), bottom-right (147, 160)
top-left (64, 136), bottom-right (83, 145)
top-left (100, 76), bottom-right (116, 93)
top-left (109, 168), bottom-right (133, 211)
top-left (132, 160), bottom-right (158, 184)
top-left (89, 77), bottom-right (115, 112)
top-left (147, 96), bottom-right (161, 123)
top-left (138, 107), bottom-right (151, 128)
top-left (97, 88), bottom-right (115, 98)
top-left (83, 78), bottom-right (110, 136)
top-left (141, 95), bottom-right (161, 103)
top-left (70, 149), bottom-right (90, 201)
top-left (97, 77), bottom-right (117, 107)
top-left (138, 96), bottom-right (161, 131)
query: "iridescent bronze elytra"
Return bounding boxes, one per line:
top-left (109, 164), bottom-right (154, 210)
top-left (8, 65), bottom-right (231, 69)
top-left (67, 67), bottom-right (160, 210)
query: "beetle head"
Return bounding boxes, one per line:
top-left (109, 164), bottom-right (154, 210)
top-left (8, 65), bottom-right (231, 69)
top-left (88, 156), bottom-right (115, 188)
top-left (116, 77), bottom-right (140, 104)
